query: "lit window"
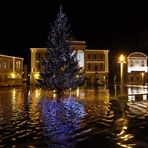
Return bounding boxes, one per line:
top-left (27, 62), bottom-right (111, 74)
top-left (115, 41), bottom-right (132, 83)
top-left (4, 61), bottom-right (7, 69)
top-left (16, 61), bottom-right (21, 69)
top-left (130, 60), bottom-right (133, 66)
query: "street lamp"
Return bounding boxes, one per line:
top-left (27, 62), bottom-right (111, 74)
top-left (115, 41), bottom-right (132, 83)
top-left (118, 54), bottom-right (126, 94)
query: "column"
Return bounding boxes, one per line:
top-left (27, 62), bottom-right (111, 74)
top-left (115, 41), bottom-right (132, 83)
top-left (104, 51), bottom-right (109, 72)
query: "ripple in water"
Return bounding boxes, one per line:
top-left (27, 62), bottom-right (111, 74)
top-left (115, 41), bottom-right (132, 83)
top-left (1, 87), bottom-right (148, 147)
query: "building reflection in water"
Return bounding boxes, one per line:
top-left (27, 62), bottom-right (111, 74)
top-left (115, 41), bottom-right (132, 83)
top-left (11, 88), bottom-right (24, 112)
top-left (11, 88), bottom-right (16, 111)
top-left (10, 87), bottom-right (41, 123)
top-left (127, 86), bottom-right (148, 101)
top-left (28, 88), bottom-right (41, 123)
top-left (118, 85), bottom-right (148, 147)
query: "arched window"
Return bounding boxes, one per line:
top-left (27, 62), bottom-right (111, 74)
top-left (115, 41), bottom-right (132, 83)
top-left (130, 60), bottom-right (133, 67)
top-left (141, 60), bottom-right (144, 66)
top-left (16, 61), bottom-right (21, 69)
top-left (4, 61), bottom-right (7, 69)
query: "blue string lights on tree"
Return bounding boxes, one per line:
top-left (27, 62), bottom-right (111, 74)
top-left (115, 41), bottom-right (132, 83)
top-left (37, 5), bottom-right (84, 94)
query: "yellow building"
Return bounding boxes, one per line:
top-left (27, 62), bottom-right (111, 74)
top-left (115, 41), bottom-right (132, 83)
top-left (0, 54), bottom-right (24, 86)
top-left (84, 50), bottom-right (109, 86)
top-left (30, 41), bottom-right (87, 85)
top-left (30, 41), bottom-right (109, 86)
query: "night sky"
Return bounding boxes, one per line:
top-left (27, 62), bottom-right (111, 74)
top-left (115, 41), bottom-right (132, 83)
top-left (0, 1), bottom-right (148, 64)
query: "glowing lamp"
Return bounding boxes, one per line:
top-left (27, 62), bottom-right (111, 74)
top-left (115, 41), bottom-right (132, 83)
top-left (118, 54), bottom-right (126, 94)
top-left (34, 73), bottom-right (40, 79)
top-left (119, 54), bottom-right (125, 63)
top-left (11, 72), bottom-right (16, 79)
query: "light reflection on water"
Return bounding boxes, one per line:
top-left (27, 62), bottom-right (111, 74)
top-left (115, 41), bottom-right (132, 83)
top-left (0, 86), bottom-right (148, 147)
top-left (127, 85), bottom-right (148, 101)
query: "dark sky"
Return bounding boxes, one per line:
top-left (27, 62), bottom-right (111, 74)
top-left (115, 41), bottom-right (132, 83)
top-left (0, 1), bottom-right (148, 63)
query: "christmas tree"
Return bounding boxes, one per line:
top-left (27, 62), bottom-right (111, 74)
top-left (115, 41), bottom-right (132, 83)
top-left (37, 5), bottom-right (84, 93)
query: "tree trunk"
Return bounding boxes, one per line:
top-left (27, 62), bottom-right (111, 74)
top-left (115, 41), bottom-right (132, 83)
top-left (53, 89), bottom-right (64, 98)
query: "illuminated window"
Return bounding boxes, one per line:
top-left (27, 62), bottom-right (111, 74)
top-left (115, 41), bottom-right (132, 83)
top-left (4, 61), bottom-right (7, 69)
top-left (16, 61), bottom-right (21, 69)
top-left (77, 51), bottom-right (84, 68)
top-left (130, 60), bottom-right (133, 66)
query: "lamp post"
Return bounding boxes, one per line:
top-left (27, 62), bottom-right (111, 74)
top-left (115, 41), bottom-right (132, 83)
top-left (118, 54), bottom-right (126, 94)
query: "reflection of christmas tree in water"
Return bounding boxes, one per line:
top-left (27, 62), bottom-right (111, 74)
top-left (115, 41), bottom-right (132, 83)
top-left (39, 96), bottom-right (86, 147)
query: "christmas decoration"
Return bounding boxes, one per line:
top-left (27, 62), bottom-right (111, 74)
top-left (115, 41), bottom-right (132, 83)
top-left (37, 5), bottom-right (84, 94)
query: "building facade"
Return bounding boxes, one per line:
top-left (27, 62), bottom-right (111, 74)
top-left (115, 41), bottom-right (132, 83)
top-left (30, 41), bottom-right (87, 85)
top-left (0, 54), bottom-right (24, 86)
top-left (30, 41), bottom-right (109, 86)
top-left (127, 52), bottom-right (148, 85)
top-left (84, 50), bottom-right (109, 86)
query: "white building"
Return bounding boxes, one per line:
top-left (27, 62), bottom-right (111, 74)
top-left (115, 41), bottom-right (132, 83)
top-left (127, 52), bottom-right (148, 85)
